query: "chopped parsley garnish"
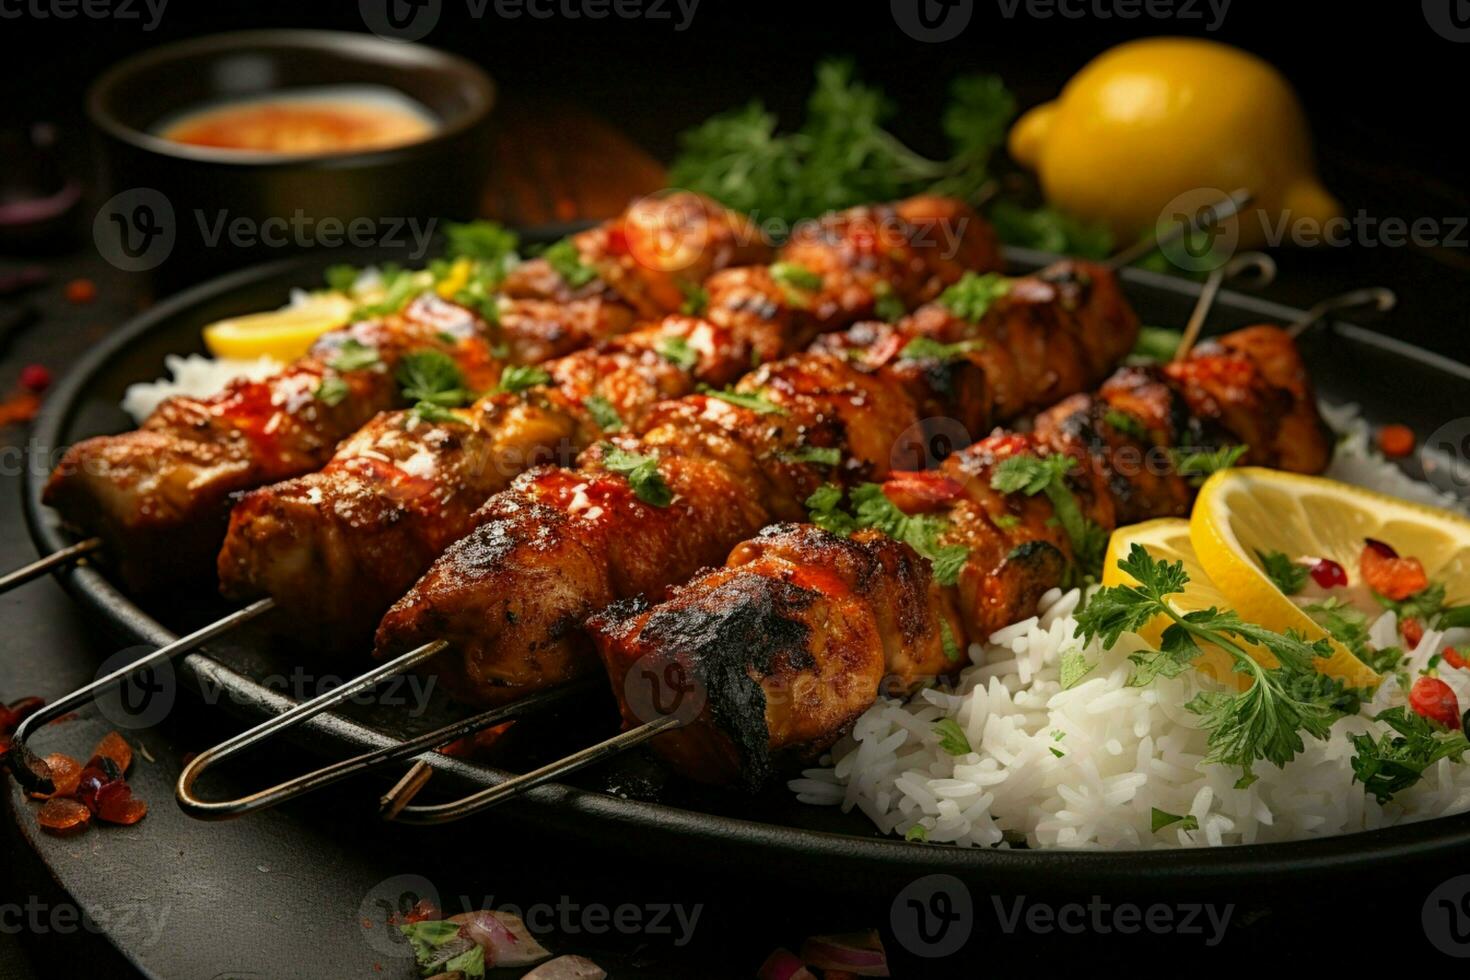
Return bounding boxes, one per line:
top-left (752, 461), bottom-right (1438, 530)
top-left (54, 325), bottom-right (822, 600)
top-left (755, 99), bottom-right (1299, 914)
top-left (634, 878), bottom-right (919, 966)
top-left (655, 335), bottom-right (700, 371)
top-left (699, 384), bottom-right (786, 415)
top-left (993, 513), bottom-right (1021, 530)
top-left (329, 339), bottom-right (381, 373)
top-left (1170, 444), bottom-right (1248, 485)
top-left (939, 271), bottom-right (1011, 323)
top-left (444, 220), bottom-right (519, 267)
top-left (1103, 409), bottom-right (1147, 440)
top-left (679, 281), bottom-right (709, 317)
top-left (452, 263), bottom-right (508, 324)
top-left (1350, 706), bottom-right (1470, 803)
top-left (1076, 543), bottom-right (1356, 783)
top-left (397, 350), bottom-right (470, 407)
top-left (410, 401), bottom-right (465, 425)
top-left (987, 200), bottom-right (1113, 259)
top-left (1059, 649), bottom-right (1096, 690)
top-left (323, 264), bottom-right (360, 293)
top-left (544, 238), bottom-right (598, 288)
top-left (352, 265), bottom-right (423, 319)
top-left (769, 261), bottom-right (822, 292)
top-left (583, 395), bottom-right (623, 432)
top-left (1303, 597), bottom-right (1403, 674)
top-left (1151, 808), bottom-right (1200, 834)
top-left (874, 282), bottom-right (906, 323)
top-left (1375, 581), bottom-right (1448, 623)
top-left (783, 445), bottom-right (842, 467)
top-left (804, 483), bottom-right (969, 586)
top-left (933, 718), bottom-right (972, 755)
top-left (939, 619), bottom-right (961, 663)
top-left (899, 337), bottom-right (984, 363)
top-left (496, 364), bottom-right (551, 395)
top-left (990, 454), bottom-right (1106, 583)
top-left (599, 444), bottom-right (673, 507)
top-left (313, 376), bottom-right (349, 406)
top-left (1257, 549), bottom-right (1308, 596)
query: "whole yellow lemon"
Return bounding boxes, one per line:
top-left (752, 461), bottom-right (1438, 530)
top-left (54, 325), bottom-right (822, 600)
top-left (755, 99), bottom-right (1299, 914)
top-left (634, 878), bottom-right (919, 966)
top-left (1008, 38), bottom-right (1340, 248)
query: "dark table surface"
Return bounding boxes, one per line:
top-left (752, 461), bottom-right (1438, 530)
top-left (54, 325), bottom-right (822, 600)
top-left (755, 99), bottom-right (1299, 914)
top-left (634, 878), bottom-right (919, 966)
top-left (5, 8), bottom-right (1470, 976)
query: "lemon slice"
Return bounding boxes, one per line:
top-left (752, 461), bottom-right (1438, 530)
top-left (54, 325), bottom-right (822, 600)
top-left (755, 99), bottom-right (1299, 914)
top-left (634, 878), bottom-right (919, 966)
top-left (203, 293), bottom-right (356, 361)
top-left (1191, 467), bottom-right (1470, 689)
top-left (1102, 518), bottom-right (1244, 685)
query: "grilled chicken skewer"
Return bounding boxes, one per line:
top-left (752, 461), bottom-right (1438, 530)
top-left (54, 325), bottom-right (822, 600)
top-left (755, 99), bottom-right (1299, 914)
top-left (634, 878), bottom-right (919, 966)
top-left (41, 193), bottom-right (767, 593)
top-left (587, 323), bottom-right (1331, 789)
top-left (374, 260), bottom-right (1138, 705)
top-left (216, 197), bottom-right (1003, 651)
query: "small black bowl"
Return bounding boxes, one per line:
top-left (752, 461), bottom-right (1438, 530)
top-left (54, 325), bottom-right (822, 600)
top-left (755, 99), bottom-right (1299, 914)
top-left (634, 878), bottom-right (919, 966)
top-left (86, 29), bottom-right (495, 288)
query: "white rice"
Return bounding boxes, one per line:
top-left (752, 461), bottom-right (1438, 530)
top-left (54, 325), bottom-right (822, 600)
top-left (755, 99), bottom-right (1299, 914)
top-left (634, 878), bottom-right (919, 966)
top-left (121, 354), bottom-right (283, 423)
top-left (794, 402), bottom-right (1470, 849)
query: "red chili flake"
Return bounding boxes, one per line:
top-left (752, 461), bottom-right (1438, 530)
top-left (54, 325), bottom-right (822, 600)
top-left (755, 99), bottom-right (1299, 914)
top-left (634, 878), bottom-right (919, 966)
top-left (1410, 675), bottom-right (1461, 728)
top-left (1377, 424), bottom-right (1416, 458)
top-left (92, 731), bottom-right (133, 774)
top-left (19, 364), bottom-right (51, 393)
top-left (26, 753), bottom-right (81, 800)
top-left (1309, 557), bottom-right (1348, 589)
top-left (1444, 647), bottom-right (1467, 670)
top-left (64, 278), bottom-right (96, 304)
top-left (1403, 617), bottom-right (1425, 650)
top-left (1360, 538), bottom-right (1429, 601)
top-left (37, 797), bottom-right (92, 835)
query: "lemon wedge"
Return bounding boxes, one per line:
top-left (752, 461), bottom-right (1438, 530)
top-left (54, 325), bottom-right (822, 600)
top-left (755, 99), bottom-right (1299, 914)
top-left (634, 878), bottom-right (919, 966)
top-left (203, 293), bottom-right (356, 361)
top-left (1190, 468), bottom-right (1470, 689)
top-left (1101, 518), bottom-right (1245, 685)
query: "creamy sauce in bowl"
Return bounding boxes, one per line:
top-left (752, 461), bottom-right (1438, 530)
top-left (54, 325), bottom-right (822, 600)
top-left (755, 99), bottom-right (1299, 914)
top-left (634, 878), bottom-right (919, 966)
top-left (154, 85), bottom-right (439, 156)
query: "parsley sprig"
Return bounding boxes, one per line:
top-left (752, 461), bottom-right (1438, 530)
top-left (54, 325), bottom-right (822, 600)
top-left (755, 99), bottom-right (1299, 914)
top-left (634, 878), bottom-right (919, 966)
top-left (1076, 544), bottom-right (1357, 782)
top-left (805, 483), bottom-right (968, 585)
top-left (655, 335), bottom-right (700, 371)
top-left (599, 444), bottom-right (674, 507)
top-left (1350, 706), bottom-right (1470, 803)
top-left (397, 350), bottom-right (470, 407)
top-left (1170, 444), bottom-right (1248, 485)
top-left (496, 364), bottom-right (551, 395)
top-left (1257, 549), bottom-right (1308, 596)
top-left (544, 238), bottom-right (598, 288)
top-left (939, 272), bottom-right (1011, 323)
top-left (989, 454), bottom-right (1106, 583)
top-left (699, 384), bottom-right (786, 415)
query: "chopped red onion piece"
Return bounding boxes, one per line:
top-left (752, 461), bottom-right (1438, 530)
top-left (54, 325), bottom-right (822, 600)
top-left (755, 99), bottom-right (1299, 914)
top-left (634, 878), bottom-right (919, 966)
top-left (800, 930), bottom-right (890, 977)
top-left (521, 954), bottom-right (608, 979)
top-left (449, 910), bottom-right (550, 968)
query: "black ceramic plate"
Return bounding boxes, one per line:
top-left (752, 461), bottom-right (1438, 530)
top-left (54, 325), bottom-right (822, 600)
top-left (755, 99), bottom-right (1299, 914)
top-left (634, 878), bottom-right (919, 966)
top-left (24, 245), bottom-right (1470, 892)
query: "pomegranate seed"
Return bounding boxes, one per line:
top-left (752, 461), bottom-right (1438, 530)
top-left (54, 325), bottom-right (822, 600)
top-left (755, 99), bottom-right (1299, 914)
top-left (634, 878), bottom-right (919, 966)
top-left (1377, 424), bottom-right (1416, 458)
top-left (1403, 617), bottom-right (1425, 649)
top-left (102, 798), bottom-right (147, 826)
top-left (74, 765), bottom-right (116, 813)
top-left (1445, 647), bottom-right (1468, 671)
top-left (64, 278), bottom-right (96, 304)
top-left (92, 731), bottom-right (132, 774)
top-left (1360, 539), bottom-right (1429, 601)
top-left (37, 797), bottom-right (91, 835)
top-left (1309, 558), bottom-right (1348, 589)
top-left (19, 364), bottom-right (51, 393)
top-left (1411, 676), bottom-right (1461, 729)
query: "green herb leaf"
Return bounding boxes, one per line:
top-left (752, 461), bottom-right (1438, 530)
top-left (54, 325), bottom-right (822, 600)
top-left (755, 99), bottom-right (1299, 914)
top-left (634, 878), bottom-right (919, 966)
top-left (410, 401), bottom-right (464, 425)
top-left (1375, 581), bottom-right (1448, 623)
top-left (1171, 444), bottom-right (1248, 485)
top-left (769, 261), bottom-right (822, 292)
top-left (397, 350), bottom-right (469, 407)
top-left (933, 718), bottom-right (972, 756)
top-left (351, 265), bottom-right (425, 319)
top-left (805, 484), bottom-right (859, 537)
top-left (990, 454), bottom-right (1106, 582)
top-left (328, 338), bottom-right (381, 373)
top-left (988, 200), bottom-right (1113, 260)
top-left (939, 618), bottom-right (961, 663)
top-left (783, 445), bottom-right (842, 467)
top-left (313, 376), bottom-right (349, 406)
top-left (1130, 326), bottom-right (1184, 363)
top-left (600, 444), bottom-right (673, 508)
top-left (1059, 649), bottom-right (1095, 690)
top-left (584, 394), bottom-right (623, 432)
top-left (544, 238), bottom-right (598, 288)
top-left (1257, 550), bottom-right (1309, 596)
top-left (1151, 808), bottom-right (1200, 833)
top-left (444, 220), bottom-right (519, 265)
top-left (900, 336), bottom-right (985, 363)
top-left (802, 483), bottom-right (969, 586)
top-left (1350, 706), bottom-right (1470, 803)
top-left (905, 824), bottom-right (929, 842)
top-left (655, 335), bottom-right (700, 371)
top-left (700, 384), bottom-right (786, 415)
top-left (324, 264), bottom-right (360, 294)
top-left (1103, 408), bottom-right (1147, 440)
top-left (679, 281), bottom-right (710, 317)
top-left (496, 364), bottom-right (551, 395)
top-left (874, 282), bottom-right (905, 323)
top-left (938, 272), bottom-right (1011, 323)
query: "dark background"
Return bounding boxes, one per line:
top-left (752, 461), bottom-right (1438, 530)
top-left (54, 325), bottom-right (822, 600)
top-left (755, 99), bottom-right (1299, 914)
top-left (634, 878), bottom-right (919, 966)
top-left (2, 2), bottom-right (1469, 978)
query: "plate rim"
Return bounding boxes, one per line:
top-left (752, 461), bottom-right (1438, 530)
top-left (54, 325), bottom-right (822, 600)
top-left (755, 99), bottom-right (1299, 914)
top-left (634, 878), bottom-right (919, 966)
top-left (23, 244), bottom-right (1470, 883)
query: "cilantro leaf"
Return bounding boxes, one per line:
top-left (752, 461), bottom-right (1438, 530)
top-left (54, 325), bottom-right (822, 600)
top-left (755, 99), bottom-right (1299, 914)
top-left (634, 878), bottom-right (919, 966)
top-left (700, 384), bottom-right (786, 415)
top-left (1103, 409), bottom-right (1147, 440)
top-left (409, 401), bottom-right (464, 425)
top-left (1129, 326), bottom-right (1184, 364)
top-left (769, 262), bottom-right (822, 292)
top-left (900, 336), bottom-right (985, 363)
top-left (444, 220), bottom-right (518, 265)
top-left (600, 444), bottom-right (673, 507)
top-left (1257, 549), bottom-right (1309, 596)
top-left (938, 272), bottom-right (1011, 323)
top-left (328, 338), bottom-right (381, 373)
top-left (544, 238), bottom-right (598, 288)
top-left (1171, 444), bottom-right (1248, 485)
top-left (783, 445), bottom-right (842, 467)
top-left (933, 718), bottom-right (972, 755)
top-left (1350, 706), bottom-right (1470, 803)
top-left (989, 454), bottom-right (1106, 582)
top-left (655, 335), bottom-right (700, 371)
top-left (314, 376), bottom-right (349, 406)
top-left (874, 282), bottom-right (905, 322)
top-left (805, 484), bottom-right (859, 536)
top-left (679, 281), bottom-right (709, 317)
top-left (324, 264), bottom-right (360, 293)
top-left (1151, 808), bottom-right (1200, 833)
top-left (987, 200), bottom-right (1113, 260)
top-left (583, 394), bottom-right (623, 432)
top-left (496, 364), bottom-right (551, 395)
top-left (397, 350), bottom-right (469, 407)
top-left (802, 482), bottom-right (969, 585)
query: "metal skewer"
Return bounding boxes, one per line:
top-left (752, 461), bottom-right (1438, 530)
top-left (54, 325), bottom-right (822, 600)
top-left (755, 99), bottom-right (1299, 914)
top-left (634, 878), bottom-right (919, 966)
top-left (1105, 188), bottom-right (1252, 271)
top-left (0, 537), bottom-right (102, 595)
top-left (1172, 251), bottom-right (1278, 362)
top-left (1286, 286), bottom-right (1397, 338)
top-left (7, 598), bottom-right (276, 793)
